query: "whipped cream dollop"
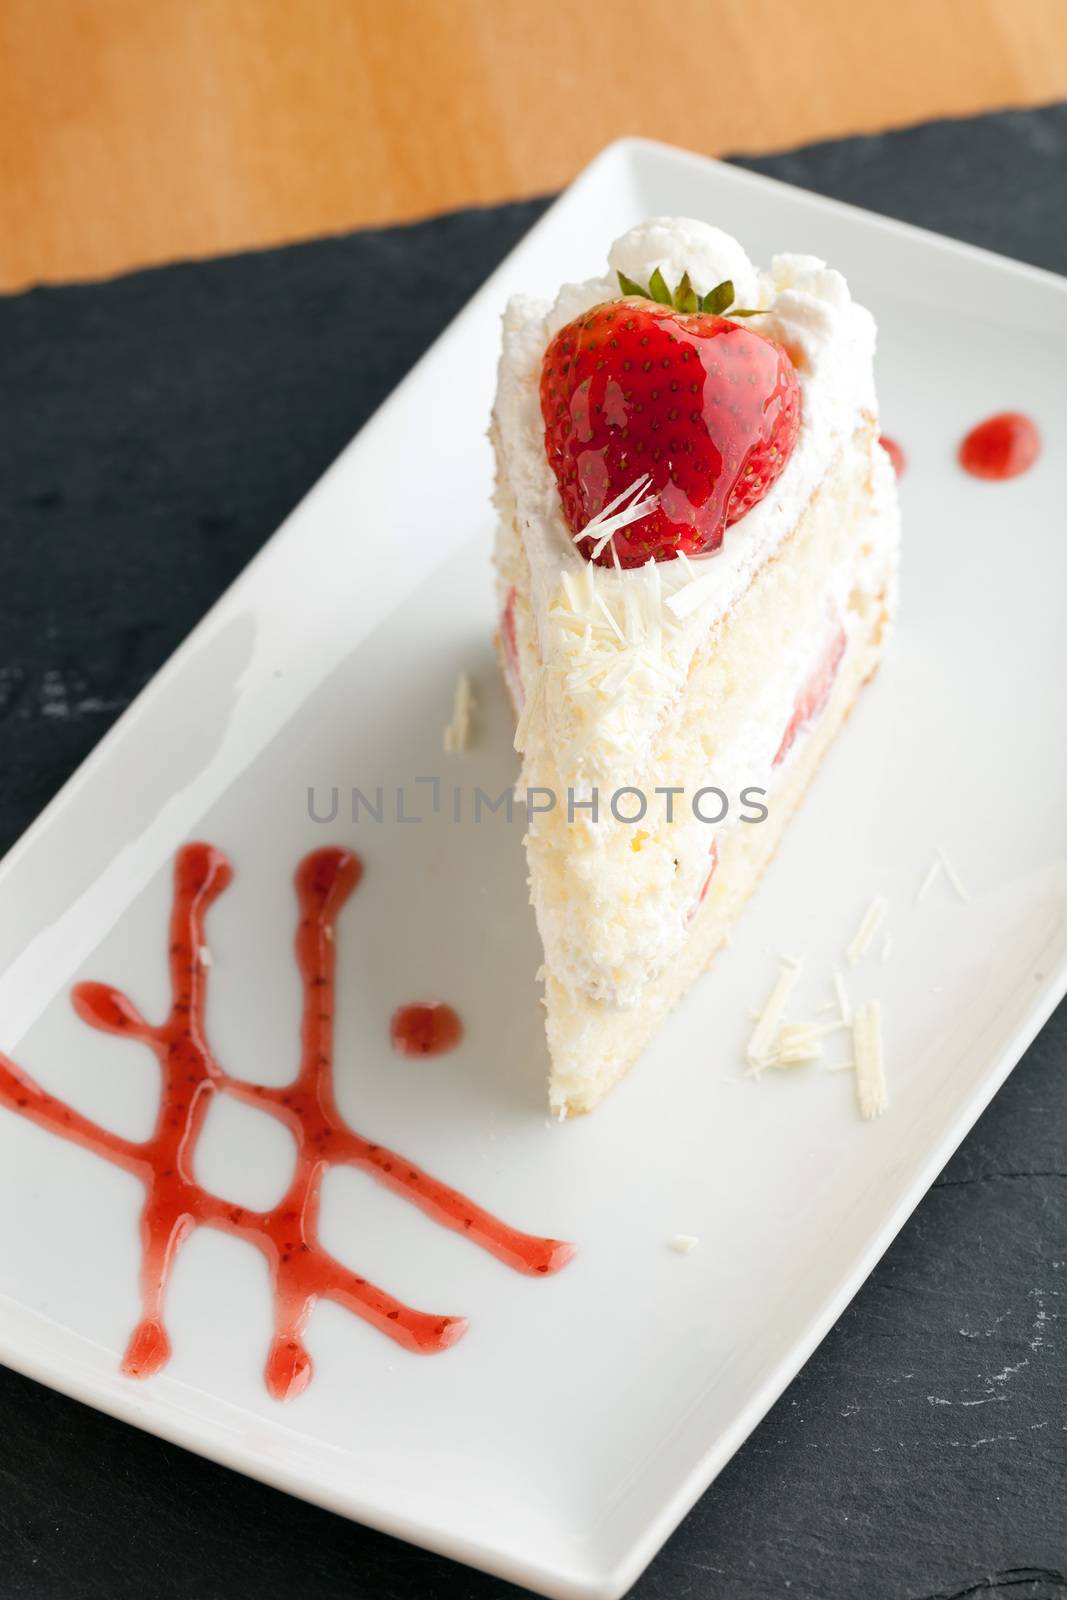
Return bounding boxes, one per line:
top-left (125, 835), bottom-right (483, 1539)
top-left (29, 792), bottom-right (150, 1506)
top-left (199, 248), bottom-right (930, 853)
top-left (608, 216), bottom-right (760, 306)
top-left (493, 217), bottom-right (880, 793)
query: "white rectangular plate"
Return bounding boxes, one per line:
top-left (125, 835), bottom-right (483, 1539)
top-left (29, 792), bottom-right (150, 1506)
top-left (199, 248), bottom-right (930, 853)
top-left (1, 139), bottom-right (1065, 1600)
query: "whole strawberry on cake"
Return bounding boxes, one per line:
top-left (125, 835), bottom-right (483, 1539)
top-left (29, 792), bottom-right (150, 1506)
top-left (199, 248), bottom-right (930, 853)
top-left (492, 218), bottom-right (900, 1116)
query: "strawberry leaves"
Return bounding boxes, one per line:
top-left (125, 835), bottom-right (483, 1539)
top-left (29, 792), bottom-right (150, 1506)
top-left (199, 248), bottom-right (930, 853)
top-left (647, 267), bottom-right (673, 305)
top-left (699, 279), bottom-right (735, 315)
top-left (615, 269), bottom-right (766, 318)
top-left (616, 270), bottom-right (647, 298)
top-left (673, 271), bottom-right (699, 313)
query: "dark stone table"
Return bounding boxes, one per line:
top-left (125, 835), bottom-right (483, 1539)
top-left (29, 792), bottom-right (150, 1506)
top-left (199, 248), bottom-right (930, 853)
top-left (1, 105), bottom-right (1064, 1600)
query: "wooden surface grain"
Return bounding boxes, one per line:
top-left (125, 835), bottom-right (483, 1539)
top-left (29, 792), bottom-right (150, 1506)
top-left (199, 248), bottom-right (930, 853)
top-left (4, 0), bottom-right (1067, 289)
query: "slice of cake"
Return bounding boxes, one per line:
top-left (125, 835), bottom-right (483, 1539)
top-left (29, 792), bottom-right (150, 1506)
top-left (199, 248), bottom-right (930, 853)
top-left (492, 217), bottom-right (900, 1116)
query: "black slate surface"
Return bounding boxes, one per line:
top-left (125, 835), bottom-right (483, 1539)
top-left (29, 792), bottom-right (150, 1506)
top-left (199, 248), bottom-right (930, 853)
top-left (1, 104), bottom-right (1065, 1600)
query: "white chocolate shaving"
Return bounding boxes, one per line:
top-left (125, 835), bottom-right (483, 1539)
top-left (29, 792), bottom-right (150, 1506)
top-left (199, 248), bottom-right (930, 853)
top-left (916, 857), bottom-right (942, 904)
top-left (574, 474), bottom-right (659, 560)
top-left (670, 1234), bottom-right (700, 1254)
top-left (746, 960), bottom-right (802, 1072)
top-left (846, 896), bottom-right (888, 967)
top-left (443, 671), bottom-right (475, 753)
top-left (833, 969), bottom-right (852, 1027)
top-left (852, 1001), bottom-right (887, 1119)
top-left (772, 1023), bottom-right (824, 1067)
top-left (545, 550), bottom-right (687, 773)
top-left (937, 845), bottom-right (971, 904)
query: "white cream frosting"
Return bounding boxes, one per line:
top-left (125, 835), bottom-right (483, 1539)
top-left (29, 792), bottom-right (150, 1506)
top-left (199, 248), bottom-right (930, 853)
top-left (493, 218), bottom-right (880, 794)
top-left (493, 219), bottom-right (899, 1009)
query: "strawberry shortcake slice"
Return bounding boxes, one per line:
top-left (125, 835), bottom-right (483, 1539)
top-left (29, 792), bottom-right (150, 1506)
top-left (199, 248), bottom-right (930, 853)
top-left (492, 218), bottom-right (900, 1115)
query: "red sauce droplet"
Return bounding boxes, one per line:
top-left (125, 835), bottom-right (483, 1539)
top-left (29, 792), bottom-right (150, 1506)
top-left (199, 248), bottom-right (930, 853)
top-left (391, 1002), bottom-right (463, 1057)
top-left (879, 435), bottom-right (906, 477)
top-left (959, 412), bottom-right (1040, 480)
top-left (0, 844), bottom-right (573, 1399)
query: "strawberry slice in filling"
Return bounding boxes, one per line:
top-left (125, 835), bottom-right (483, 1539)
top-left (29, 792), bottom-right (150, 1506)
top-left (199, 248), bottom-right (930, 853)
top-left (689, 839), bottom-right (720, 922)
top-left (773, 619), bottom-right (847, 768)
top-left (501, 585), bottom-right (524, 710)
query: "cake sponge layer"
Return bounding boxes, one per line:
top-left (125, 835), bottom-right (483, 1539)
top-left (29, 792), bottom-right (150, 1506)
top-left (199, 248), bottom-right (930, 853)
top-left (544, 559), bottom-right (893, 1114)
top-left (495, 427), bottom-right (899, 1113)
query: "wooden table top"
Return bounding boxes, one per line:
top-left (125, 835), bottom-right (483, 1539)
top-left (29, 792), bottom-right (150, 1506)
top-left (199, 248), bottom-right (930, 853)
top-left (4, 0), bottom-right (1066, 290)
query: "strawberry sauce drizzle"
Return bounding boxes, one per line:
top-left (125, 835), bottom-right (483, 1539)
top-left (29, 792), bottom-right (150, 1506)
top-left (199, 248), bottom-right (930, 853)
top-left (0, 844), bottom-right (573, 1401)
